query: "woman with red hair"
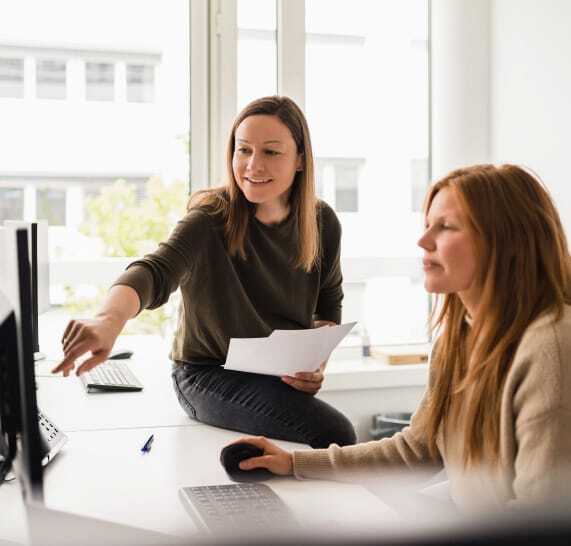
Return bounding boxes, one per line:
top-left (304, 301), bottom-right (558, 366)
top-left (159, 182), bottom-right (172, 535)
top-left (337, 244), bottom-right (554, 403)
top-left (235, 164), bottom-right (571, 511)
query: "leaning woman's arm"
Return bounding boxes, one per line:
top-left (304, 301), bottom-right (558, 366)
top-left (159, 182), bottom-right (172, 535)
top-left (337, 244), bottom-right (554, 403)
top-left (113, 209), bottom-right (212, 311)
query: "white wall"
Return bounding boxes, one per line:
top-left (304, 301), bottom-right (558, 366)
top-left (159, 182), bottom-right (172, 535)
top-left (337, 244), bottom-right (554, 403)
top-left (431, 0), bottom-right (570, 235)
top-left (491, 0), bottom-right (571, 236)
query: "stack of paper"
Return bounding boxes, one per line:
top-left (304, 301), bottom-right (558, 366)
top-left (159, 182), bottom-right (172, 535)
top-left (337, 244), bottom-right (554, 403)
top-left (224, 322), bottom-right (356, 377)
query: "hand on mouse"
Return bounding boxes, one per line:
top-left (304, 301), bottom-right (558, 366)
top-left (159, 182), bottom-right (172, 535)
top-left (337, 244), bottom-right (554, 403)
top-left (231, 436), bottom-right (294, 476)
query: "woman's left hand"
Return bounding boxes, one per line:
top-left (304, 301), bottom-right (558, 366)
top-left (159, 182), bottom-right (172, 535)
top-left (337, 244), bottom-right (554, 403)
top-left (281, 361), bottom-right (326, 395)
top-left (281, 321), bottom-right (335, 395)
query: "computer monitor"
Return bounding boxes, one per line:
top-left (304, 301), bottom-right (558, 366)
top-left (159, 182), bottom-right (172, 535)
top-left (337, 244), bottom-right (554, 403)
top-left (3, 220), bottom-right (49, 360)
top-left (0, 292), bottom-right (19, 485)
top-left (0, 229), bottom-right (45, 503)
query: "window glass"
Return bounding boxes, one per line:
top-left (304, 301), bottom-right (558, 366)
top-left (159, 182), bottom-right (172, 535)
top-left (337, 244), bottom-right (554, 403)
top-left (0, 57), bottom-right (24, 98)
top-left (0, 187), bottom-right (24, 221)
top-left (237, 0), bottom-right (277, 110)
top-left (37, 59), bottom-right (67, 99)
top-left (306, 0), bottom-right (429, 343)
top-left (126, 63), bottom-right (155, 103)
top-left (37, 188), bottom-right (66, 225)
top-left (85, 62), bottom-right (114, 101)
top-left (0, 0), bottom-right (190, 330)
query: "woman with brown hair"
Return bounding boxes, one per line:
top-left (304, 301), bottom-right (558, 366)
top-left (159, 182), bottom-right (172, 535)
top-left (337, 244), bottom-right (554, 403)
top-left (53, 96), bottom-right (356, 448)
top-left (234, 164), bottom-right (571, 510)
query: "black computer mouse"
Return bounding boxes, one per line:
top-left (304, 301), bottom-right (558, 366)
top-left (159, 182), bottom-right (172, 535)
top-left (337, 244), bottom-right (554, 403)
top-left (108, 348), bottom-right (134, 360)
top-left (220, 442), bottom-right (273, 482)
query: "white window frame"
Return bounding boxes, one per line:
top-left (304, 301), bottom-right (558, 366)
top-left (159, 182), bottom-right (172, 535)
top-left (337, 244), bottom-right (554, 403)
top-left (49, 0), bottom-right (432, 341)
top-left (208, 0), bottom-right (430, 288)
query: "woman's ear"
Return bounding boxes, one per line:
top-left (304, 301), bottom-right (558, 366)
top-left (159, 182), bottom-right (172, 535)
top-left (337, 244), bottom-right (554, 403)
top-left (296, 153), bottom-right (304, 172)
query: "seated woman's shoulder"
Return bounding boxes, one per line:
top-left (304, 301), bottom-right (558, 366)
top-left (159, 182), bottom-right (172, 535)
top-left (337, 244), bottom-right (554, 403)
top-left (516, 304), bottom-right (571, 367)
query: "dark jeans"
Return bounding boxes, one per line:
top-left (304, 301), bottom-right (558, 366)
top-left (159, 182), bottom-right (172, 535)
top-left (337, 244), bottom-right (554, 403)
top-left (172, 363), bottom-right (356, 449)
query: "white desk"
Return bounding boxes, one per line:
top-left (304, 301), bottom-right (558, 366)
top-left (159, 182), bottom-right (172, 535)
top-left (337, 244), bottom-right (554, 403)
top-left (0, 329), bottom-right (407, 544)
top-left (34, 334), bottom-right (199, 432)
top-left (35, 362), bottom-right (195, 433)
top-left (1, 425), bottom-right (401, 544)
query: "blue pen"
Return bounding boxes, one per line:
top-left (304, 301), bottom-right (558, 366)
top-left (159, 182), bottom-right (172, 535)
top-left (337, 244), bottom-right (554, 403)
top-left (141, 434), bottom-right (154, 453)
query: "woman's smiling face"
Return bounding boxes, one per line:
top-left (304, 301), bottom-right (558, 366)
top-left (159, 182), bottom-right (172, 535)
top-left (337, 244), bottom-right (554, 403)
top-left (232, 114), bottom-right (301, 216)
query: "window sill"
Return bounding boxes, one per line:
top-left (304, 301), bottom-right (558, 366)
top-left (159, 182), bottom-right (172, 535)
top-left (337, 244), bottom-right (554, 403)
top-left (322, 358), bottom-right (428, 392)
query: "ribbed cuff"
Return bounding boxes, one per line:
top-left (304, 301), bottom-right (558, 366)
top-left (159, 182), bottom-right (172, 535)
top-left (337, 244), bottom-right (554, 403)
top-left (292, 448), bottom-right (336, 480)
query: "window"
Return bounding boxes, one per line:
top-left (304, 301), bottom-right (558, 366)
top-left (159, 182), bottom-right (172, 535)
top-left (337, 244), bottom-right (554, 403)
top-left (37, 188), bottom-right (66, 226)
top-left (126, 64), bottom-right (154, 103)
top-left (237, 0), bottom-right (277, 110)
top-left (0, 0), bottom-right (190, 322)
top-left (1, 0), bottom-right (429, 347)
top-left (0, 57), bottom-right (24, 98)
top-left (305, 0), bottom-right (430, 344)
top-left (315, 158), bottom-right (364, 213)
top-left (213, 0), bottom-right (430, 346)
top-left (0, 188), bottom-right (24, 221)
top-left (36, 59), bottom-right (67, 100)
top-left (85, 62), bottom-right (114, 101)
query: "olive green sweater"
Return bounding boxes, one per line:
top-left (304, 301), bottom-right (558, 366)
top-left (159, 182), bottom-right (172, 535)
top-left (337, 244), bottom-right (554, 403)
top-left (293, 305), bottom-right (571, 512)
top-left (113, 201), bottom-right (343, 364)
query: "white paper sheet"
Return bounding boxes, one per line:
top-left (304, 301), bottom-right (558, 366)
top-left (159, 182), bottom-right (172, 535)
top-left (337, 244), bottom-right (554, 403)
top-left (223, 322), bottom-right (357, 377)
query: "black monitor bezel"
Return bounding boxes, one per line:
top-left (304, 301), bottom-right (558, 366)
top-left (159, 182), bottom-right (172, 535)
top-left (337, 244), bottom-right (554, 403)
top-left (0, 305), bottom-right (19, 483)
top-left (15, 228), bottom-right (44, 502)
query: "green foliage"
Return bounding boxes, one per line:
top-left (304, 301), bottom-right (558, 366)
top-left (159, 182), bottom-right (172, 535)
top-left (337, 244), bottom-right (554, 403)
top-left (64, 177), bottom-right (188, 337)
top-left (63, 285), bottom-right (176, 338)
top-left (80, 177), bottom-right (187, 257)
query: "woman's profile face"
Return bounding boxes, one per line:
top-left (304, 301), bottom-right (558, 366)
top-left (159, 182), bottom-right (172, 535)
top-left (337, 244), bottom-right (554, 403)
top-left (232, 114), bottom-right (301, 216)
top-left (417, 187), bottom-right (481, 312)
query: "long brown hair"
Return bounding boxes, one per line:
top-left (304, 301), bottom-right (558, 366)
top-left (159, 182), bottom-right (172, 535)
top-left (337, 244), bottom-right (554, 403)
top-left (188, 96), bottom-right (318, 272)
top-left (423, 164), bottom-right (571, 467)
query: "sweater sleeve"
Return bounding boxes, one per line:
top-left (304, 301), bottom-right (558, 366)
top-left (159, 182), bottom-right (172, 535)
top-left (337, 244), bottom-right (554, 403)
top-left (505, 317), bottom-right (571, 508)
top-left (313, 202), bottom-right (343, 324)
top-left (112, 209), bottom-right (212, 312)
top-left (293, 385), bottom-right (443, 481)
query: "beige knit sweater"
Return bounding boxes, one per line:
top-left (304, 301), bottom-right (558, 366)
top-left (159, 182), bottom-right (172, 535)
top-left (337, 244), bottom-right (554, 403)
top-left (293, 305), bottom-right (571, 512)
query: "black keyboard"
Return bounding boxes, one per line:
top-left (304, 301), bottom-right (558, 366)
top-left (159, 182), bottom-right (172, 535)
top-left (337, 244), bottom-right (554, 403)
top-left (179, 483), bottom-right (299, 534)
top-left (79, 361), bottom-right (143, 392)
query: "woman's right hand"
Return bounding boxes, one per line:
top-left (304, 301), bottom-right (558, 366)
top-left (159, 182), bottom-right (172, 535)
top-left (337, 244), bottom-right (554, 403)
top-left (52, 315), bottom-right (123, 377)
top-left (230, 436), bottom-right (294, 476)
